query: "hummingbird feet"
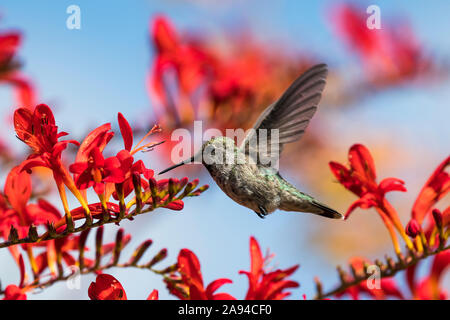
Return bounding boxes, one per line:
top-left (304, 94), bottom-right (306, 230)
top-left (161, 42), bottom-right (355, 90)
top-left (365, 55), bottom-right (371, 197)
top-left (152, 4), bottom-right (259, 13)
top-left (255, 206), bottom-right (268, 219)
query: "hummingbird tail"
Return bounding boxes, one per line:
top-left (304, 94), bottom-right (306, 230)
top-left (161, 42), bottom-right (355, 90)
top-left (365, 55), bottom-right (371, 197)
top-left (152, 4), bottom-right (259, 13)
top-left (309, 200), bottom-right (344, 220)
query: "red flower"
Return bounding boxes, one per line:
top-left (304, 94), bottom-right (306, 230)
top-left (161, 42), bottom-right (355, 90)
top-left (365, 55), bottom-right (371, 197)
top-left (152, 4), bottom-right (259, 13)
top-left (330, 144), bottom-right (412, 254)
top-left (411, 156), bottom-right (450, 225)
top-left (151, 16), bottom-right (213, 119)
top-left (0, 26), bottom-right (35, 108)
top-left (14, 104), bottom-right (79, 170)
top-left (166, 249), bottom-right (235, 300)
top-left (88, 274), bottom-right (158, 300)
top-left (69, 147), bottom-right (125, 195)
top-left (70, 113), bottom-right (158, 197)
top-left (329, 144), bottom-right (406, 218)
top-left (88, 274), bottom-right (127, 300)
top-left (331, 4), bottom-right (430, 85)
top-left (239, 237), bottom-right (299, 300)
top-left (0, 167), bottom-right (60, 264)
top-left (2, 254), bottom-right (27, 300)
top-left (407, 250), bottom-right (450, 300)
top-left (2, 285), bottom-right (27, 300)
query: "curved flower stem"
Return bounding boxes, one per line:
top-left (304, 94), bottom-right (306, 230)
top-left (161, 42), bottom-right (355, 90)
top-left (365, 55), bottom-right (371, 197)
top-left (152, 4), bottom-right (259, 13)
top-left (375, 208), bottom-right (402, 256)
top-left (25, 245), bottom-right (38, 280)
top-left (415, 236), bottom-right (424, 253)
top-left (0, 181), bottom-right (206, 248)
top-left (54, 161), bottom-right (92, 224)
top-left (381, 200), bottom-right (414, 251)
top-left (315, 244), bottom-right (450, 300)
top-left (97, 193), bottom-right (109, 222)
top-left (53, 174), bottom-right (74, 232)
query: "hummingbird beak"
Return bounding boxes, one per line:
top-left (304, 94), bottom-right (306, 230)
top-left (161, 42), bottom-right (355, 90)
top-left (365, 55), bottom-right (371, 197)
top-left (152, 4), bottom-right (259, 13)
top-left (158, 156), bottom-right (195, 175)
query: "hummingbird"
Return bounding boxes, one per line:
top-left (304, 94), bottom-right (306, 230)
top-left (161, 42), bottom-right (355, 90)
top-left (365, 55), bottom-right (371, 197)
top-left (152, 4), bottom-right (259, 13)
top-left (159, 64), bottom-right (343, 220)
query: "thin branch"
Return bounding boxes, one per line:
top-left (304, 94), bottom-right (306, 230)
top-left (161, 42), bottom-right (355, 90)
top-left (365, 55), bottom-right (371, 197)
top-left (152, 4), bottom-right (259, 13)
top-left (315, 243), bottom-right (450, 300)
top-left (0, 227), bottom-right (176, 296)
top-left (0, 179), bottom-right (207, 249)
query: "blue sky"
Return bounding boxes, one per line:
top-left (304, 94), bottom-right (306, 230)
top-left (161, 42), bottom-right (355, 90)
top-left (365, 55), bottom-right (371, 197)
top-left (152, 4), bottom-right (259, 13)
top-left (0, 0), bottom-right (449, 299)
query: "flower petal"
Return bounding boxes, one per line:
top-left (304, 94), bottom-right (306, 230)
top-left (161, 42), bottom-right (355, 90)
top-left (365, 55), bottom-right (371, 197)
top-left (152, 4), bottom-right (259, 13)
top-left (118, 112), bottom-right (133, 151)
top-left (88, 274), bottom-right (127, 300)
top-left (348, 144), bottom-right (376, 182)
top-left (412, 156), bottom-right (450, 224)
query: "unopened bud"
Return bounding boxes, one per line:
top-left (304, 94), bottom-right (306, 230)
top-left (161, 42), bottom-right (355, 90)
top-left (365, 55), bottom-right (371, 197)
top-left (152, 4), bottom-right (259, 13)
top-left (432, 209), bottom-right (443, 229)
top-left (405, 219), bottom-right (421, 238)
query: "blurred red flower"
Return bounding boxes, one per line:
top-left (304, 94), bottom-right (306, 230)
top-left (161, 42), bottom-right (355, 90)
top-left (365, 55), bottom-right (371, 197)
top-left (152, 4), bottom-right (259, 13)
top-left (2, 254), bottom-right (27, 300)
top-left (88, 273), bottom-right (158, 300)
top-left (2, 285), bottom-right (27, 300)
top-left (407, 250), bottom-right (450, 300)
top-left (331, 4), bottom-right (431, 85)
top-left (412, 156), bottom-right (450, 225)
top-left (0, 167), bottom-right (60, 264)
top-left (166, 248), bottom-right (235, 300)
top-left (239, 237), bottom-right (299, 300)
top-left (89, 274), bottom-right (127, 300)
top-left (0, 26), bottom-right (35, 108)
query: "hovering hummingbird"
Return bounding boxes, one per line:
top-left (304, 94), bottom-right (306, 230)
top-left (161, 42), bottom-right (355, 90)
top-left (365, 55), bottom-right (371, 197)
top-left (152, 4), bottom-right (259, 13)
top-left (159, 64), bottom-right (343, 220)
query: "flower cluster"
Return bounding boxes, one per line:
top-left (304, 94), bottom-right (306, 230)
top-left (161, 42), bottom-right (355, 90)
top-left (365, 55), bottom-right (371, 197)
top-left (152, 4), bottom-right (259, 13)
top-left (0, 103), bottom-right (208, 298)
top-left (329, 144), bottom-right (449, 299)
top-left (86, 237), bottom-right (300, 300)
top-left (331, 3), bottom-right (432, 86)
top-left (149, 15), bottom-right (313, 133)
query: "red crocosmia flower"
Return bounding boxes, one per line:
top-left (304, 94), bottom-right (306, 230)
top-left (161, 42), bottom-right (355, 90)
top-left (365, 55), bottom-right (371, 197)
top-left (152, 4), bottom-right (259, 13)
top-left (14, 104), bottom-right (79, 169)
top-left (13, 104), bottom-right (88, 213)
top-left (88, 274), bottom-right (157, 300)
top-left (0, 167), bottom-right (60, 263)
top-left (330, 144), bottom-right (413, 254)
top-left (150, 16), bottom-right (215, 125)
top-left (0, 27), bottom-right (35, 109)
top-left (335, 257), bottom-right (404, 300)
top-left (113, 149), bottom-right (154, 199)
top-left (330, 4), bottom-right (430, 85)
top-left (166, 249), bottom-right (235, 300)
top-left (88, 274), bottom-right (127, 300)
top-left (329, 144), bottom-right (407, 219)
top-left (407, 250), bottom-right (450, 300)
top-left (3, 285), bottom-right (27, 300)
top-left (71, 113), bottom-right (159, 197)
top-left (3, 254), bottom-right (27, 300)
top-left (69, 147), bottom-right (125, 195)
top-left (411, 156), bottom-right (450, 225)
top-left (239, 237), bottom-right (299, 300)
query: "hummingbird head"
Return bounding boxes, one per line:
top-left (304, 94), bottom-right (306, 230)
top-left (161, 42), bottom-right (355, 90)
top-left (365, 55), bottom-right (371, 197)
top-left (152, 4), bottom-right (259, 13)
top-left (158, 136), bottom-right (237, 175)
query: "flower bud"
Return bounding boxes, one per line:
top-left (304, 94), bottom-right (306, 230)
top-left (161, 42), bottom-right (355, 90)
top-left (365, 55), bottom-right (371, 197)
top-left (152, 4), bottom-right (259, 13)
top-left (405, 219), bottom-right (421, 238)
top-left (432, 209), bottom-right (443, 229)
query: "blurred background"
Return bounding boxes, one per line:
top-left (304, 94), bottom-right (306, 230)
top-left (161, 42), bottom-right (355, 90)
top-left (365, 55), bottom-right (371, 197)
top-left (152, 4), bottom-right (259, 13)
top-left (0, 0), bottom-right (449, 299)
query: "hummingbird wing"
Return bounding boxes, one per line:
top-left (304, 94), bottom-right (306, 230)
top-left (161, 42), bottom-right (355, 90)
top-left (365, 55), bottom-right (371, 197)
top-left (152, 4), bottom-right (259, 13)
top-left (239, 63), bottom-right (328, 169)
